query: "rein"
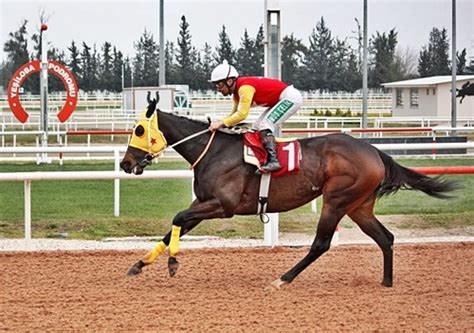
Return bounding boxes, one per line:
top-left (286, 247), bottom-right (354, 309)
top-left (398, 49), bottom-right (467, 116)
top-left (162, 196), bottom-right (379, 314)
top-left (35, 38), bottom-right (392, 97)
top-left (190, 130), bottom-right (216, 169)
top-left (140, 128), bottom-right (213, 168)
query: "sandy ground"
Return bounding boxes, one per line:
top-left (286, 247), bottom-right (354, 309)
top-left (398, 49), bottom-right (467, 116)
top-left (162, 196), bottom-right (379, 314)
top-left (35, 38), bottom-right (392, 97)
top-left (1, 225), bottom-right (473, 331)
top-left (1, 242), bottom-right (473, 331)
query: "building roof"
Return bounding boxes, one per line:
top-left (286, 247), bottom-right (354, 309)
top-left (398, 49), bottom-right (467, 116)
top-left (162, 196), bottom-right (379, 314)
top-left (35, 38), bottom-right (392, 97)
top-left (382, 75), bottom-right (474, 88)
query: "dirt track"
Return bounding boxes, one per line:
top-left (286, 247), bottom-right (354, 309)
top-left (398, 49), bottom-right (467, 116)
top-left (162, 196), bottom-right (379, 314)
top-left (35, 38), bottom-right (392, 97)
top-left (1, 243), bottom-right (473, 331)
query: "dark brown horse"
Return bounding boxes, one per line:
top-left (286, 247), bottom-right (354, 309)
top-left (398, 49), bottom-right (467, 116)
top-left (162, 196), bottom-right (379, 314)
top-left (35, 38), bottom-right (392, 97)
top-left (120, 98), bottom-right (456, 289)
top-left (456, 81), bottom-right (474, 104)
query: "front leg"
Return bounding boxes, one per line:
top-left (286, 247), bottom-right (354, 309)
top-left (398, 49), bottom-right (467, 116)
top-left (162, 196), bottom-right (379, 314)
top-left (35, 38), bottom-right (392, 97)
top-left (166, 198), bottom-right (227, 277)
top-left (128, 200), bottom-right (202, 276)
top-left (168, 225), bottom-right (181, 277)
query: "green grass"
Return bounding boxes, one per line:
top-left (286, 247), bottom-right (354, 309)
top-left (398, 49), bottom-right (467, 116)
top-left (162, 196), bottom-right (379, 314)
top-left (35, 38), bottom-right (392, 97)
top-left (0, 158), bottom-right (473, 239)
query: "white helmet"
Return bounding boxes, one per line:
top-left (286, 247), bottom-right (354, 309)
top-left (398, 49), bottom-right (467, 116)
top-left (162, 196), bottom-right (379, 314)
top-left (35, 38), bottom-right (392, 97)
top-left (209, 60), bottom-right (239, 83)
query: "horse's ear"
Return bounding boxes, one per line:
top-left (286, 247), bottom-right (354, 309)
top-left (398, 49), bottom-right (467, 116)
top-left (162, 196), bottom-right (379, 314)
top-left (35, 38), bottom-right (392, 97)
top-left (155, 91), bottom-right (160, 104)
top-left (146, 91), bottom-right (157, 118)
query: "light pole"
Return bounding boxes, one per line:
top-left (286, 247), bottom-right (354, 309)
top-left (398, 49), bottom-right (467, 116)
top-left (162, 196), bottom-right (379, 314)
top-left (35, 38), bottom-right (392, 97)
top-left (159, 0), bottom-right (165, 86)
top-left (362, 0), bottom-right (368, 131)
top-left (451, 0), bottom-right (457, 136)
top-left (39, 23), bottom-right (50, 164)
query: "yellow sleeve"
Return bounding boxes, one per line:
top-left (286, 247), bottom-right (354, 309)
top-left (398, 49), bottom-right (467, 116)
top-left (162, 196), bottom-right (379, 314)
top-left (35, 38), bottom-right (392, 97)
top-left (222, 85), bottom-right (256, 127)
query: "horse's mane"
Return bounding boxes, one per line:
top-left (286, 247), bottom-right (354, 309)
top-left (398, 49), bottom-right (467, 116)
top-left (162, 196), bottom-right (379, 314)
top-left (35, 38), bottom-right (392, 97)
top-left (158, 109), bottom-right (247, 138)
top-left (158, 109), bottom-right (209, 127)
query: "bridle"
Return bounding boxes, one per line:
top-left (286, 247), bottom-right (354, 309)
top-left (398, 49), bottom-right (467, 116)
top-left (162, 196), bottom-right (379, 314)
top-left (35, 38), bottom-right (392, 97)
top-left (136, 115), bottom-right (212, 168)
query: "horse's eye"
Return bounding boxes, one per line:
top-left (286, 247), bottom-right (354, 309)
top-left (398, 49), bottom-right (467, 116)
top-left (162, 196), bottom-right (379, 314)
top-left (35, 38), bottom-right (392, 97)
top-left (135, 125), bottom-right (145, 137)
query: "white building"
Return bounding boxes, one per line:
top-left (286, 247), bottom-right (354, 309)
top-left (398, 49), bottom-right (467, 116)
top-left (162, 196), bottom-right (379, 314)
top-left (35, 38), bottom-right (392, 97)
top-left (382, 76), bottom-right (474, 118)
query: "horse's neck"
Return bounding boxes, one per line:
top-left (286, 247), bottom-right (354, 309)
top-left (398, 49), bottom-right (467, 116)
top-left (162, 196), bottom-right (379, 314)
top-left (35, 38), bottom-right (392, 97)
top-left (158, 111), bottom-right (210, 162)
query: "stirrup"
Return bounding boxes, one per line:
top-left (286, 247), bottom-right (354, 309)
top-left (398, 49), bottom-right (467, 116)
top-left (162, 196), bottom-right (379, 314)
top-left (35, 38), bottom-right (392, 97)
top-left (259, 161), bottom-right (281, 173)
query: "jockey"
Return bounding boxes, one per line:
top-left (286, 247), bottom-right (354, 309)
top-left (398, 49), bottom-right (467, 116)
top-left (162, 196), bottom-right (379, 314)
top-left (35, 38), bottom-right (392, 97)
top-left (208, 60), bottom-right (303, 173)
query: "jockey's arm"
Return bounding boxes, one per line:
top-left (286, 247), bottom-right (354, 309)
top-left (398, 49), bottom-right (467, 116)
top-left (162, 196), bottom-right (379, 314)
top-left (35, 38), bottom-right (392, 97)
top-left (222, 85), bottom-right (256, 127)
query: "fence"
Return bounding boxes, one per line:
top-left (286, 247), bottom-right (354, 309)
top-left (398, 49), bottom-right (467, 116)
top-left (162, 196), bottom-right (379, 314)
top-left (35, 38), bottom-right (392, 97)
top-left (1, 142), bottom-right (474, 246)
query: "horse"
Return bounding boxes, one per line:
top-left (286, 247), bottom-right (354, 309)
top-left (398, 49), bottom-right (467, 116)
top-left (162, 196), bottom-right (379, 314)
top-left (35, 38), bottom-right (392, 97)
top-left (456, 81), bottom-right (474, 104)
top-left (120, 94), bottom-right (456, 289)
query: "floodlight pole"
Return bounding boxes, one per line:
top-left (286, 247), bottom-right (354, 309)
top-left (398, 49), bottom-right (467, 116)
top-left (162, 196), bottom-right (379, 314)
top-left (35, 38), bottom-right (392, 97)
top-left (362, 0), bottom-right (368, 131)
top-left (159, 0), bottom-right (166, 86)
top-left (39, 24), bottom-right (49, 163)
top-left (451, 0), bottom-right (457, 136)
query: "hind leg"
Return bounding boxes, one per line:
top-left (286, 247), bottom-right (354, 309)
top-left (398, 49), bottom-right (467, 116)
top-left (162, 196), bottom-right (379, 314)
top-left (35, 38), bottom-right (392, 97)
top-left (270, 204), bottom-right (344, 289)
top-left (348, 196), bottom-right (394, 287)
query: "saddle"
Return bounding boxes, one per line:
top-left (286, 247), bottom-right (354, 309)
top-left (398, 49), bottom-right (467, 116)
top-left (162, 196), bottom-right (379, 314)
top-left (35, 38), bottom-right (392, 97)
top-left (243, 131), bottom-right (301, 177)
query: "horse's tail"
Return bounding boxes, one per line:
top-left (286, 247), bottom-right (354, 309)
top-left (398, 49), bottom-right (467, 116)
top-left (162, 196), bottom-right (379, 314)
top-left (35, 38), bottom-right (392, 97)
top-left (376, 150), bottom-right (458, 199)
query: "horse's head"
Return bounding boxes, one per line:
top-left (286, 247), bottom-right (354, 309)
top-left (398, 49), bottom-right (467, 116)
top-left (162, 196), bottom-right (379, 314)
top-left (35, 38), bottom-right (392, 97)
top-left (120, 92), bottom-right (167, 175)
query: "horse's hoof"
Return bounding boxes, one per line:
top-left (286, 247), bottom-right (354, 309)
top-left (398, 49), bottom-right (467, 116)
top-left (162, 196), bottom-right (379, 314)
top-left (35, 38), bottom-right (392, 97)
top-left (265, 278), bottom-right (288, 291)
top-left (127, 260), bottom-right (145, 276)
top-left (168, 257), bottom-right (179, 277)
top-left (382, 279), bottom-right (393, 287)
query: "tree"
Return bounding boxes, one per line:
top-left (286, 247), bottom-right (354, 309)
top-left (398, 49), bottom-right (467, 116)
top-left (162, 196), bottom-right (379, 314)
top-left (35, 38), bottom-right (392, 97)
top-left (100, 41), bottom-right (114, 91)
top-left (391, 46), bottom-right (418, 80)
top-left (2, 20), bottom-right (31, 91)
top-left (235, 29), bottom-right (254, 75)
top-left (369, 29), bottom-right (398, 87)
top-left (302, 17), bottom-right (334, 91)
top-left (133, 29), bottom-right (159, 87)
top-left (175, 15), bottom-right (197, 87)
top-left (68, 41), bottom-right (82, 86)
top-left (251, 25), bottom-right (264, 76)
top-left (465, 54), bottom-right (474, 75)
top-left (111, 47), bottom-right (124, 92)
top-left (215, 25), bottom-right (235, 64)
top-left (456, 48), bottom-right (467, 74)
top-left (329, 38), bottom-right (360, 92)
top-left (196, 42), bottom-right (214, 90)
top-left (281, 34), bottom-right (306, 85)
top-left (165, 41), bottom-right (178, 84)
top-left (418, 27), bottom-right (450, 76)
top-left (80, 42), bottom-right (94, 91)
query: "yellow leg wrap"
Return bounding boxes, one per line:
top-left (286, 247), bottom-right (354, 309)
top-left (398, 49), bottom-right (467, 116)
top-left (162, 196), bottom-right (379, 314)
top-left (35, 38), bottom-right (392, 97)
top-left (142, 241), bottom-right (166, 265)
top-left (169, 225), bottom-right (181, 257)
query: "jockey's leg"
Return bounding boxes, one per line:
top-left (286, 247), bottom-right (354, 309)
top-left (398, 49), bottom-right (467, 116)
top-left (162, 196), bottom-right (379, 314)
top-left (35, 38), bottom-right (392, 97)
top-left (259, 129), bottom-right (281, 172)
top-left (256, 86), bottom-right (303, 173)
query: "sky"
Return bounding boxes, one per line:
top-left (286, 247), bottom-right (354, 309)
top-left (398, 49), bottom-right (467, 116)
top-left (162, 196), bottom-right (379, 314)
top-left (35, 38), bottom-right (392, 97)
top-left (0, 0), bottom-right (473, 63)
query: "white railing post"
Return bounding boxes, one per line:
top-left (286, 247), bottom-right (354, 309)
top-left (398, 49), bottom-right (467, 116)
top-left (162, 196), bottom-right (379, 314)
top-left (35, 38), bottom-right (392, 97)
top-left (114, 149), bottom-right (120, 217)
top-left (264, 213), bottom-right (279, 247)
top-left (24, 180), bottom-right (32, 240)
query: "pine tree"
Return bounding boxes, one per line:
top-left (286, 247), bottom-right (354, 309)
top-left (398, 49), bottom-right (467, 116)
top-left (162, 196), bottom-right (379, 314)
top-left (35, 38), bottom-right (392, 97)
top-left (418, 27), bottom-right (450, 76)
top-left (303, 17), bottom-right (334, 91)
top-left (252, 25), bottom-right (264, 76)
top-left (175, 15), bottom-right (195, 85)
top-left (281, 34), bottom-right (306, 85)
top-left (68, 41), bottom-right (82, 86)
top-left (201, 42), bottom-right (214, 83)
top-left (111, 47), bottom-right (124, 92)
top-left (100, 41), bottom-right (114, 91)
top-left (235, 29), bottom-right (254, 76)
top-left (133, 29), bottom-right (159, 87)
top-left (2, 20), bottom-right (31, 91)
top-left (80, 42), bottom-right (93, 91)
top-left (418, 47), bottom-right (431, 77)
top-left (215, 25), bottom-right (235, 64)
top-left (165, 41), bottom-right (177, 84)
top-left (369, 29), bottom-right (398, 87)
top-left (456, 48), bottom-right (467, 75)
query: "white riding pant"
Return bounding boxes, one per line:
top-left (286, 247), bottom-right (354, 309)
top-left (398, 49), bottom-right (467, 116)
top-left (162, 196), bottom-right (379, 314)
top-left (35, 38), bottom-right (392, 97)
top-left (255, 85), bottom-right (303, 133)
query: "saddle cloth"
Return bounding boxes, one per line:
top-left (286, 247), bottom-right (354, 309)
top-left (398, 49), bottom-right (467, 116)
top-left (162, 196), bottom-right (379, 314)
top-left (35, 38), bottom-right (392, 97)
top-left (243, 131), bottom-right (301, 177)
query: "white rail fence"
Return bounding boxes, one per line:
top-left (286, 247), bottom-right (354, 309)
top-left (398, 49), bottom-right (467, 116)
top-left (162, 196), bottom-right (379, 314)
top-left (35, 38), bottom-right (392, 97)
top-left (1, 142), bottom-right (474, 246)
